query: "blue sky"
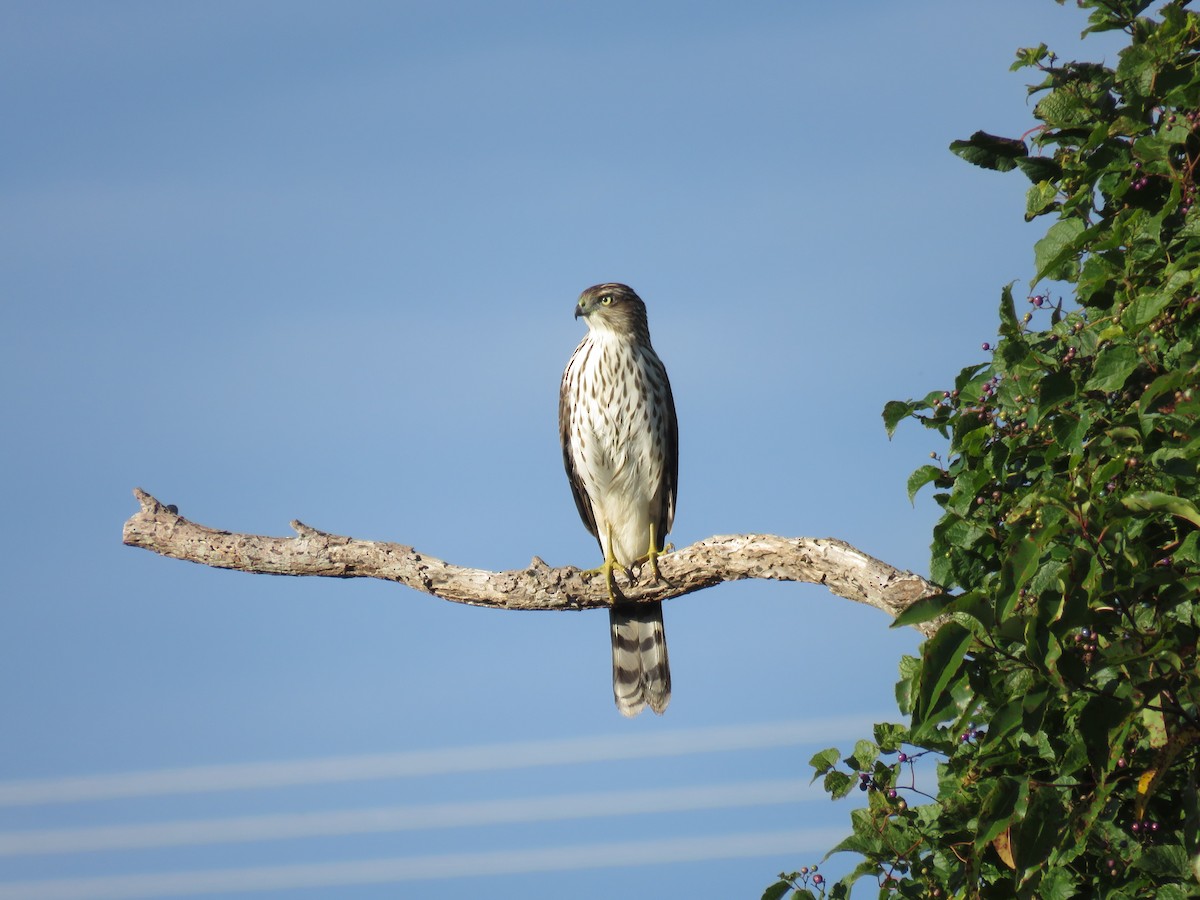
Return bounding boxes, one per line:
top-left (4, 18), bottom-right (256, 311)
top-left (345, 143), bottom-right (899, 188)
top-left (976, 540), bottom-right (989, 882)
top-left (1, 2), bottom-right (1125, 897)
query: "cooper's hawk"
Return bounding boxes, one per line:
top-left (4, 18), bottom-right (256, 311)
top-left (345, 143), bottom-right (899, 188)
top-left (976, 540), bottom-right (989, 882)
top-left (559, 283), bottom-right (679, 717)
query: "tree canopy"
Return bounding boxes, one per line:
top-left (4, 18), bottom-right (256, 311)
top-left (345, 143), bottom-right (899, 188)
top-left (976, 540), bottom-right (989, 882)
top-left (770, 1), bottom-right (1200, 897)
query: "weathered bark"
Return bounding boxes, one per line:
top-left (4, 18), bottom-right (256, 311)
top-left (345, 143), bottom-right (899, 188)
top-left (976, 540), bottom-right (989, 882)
top-left (122, 488), bottom-right (943, 635)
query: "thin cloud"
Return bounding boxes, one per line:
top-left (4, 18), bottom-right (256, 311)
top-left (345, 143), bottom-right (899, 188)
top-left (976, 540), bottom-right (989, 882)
top-left (0, 828), bottom-right (843, 899)
top-left (0, 715), bottom-right (877, 807)
top-left (0, 778), bottom-right (820, 856)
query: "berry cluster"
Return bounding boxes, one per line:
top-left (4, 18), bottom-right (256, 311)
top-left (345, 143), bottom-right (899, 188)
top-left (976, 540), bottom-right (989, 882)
top-left (1130, 160), bottom-right (1151, 192)
top-left (959, 725), bottom-right (985, 744)
top-left (1143, 107), bottom-right (1199, 213)
top-left (1021, 293), bottom-right (1055, 325)
top-left (857, 771), bottom-right (904, 805)
top-left (1130, 819), bottom-right (1161, 837)
top-left (1072, 627), bottom-right (1099, 666)
top-left (777, 865), bottom-right (825, 895)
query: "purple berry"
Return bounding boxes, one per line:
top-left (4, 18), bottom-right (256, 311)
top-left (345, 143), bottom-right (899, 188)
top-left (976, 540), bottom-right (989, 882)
top-left (813, 874), bottom-right (824, 885)
top-left (982, 342), bottom-right (991, 351)
top-left (898, 752), bottom-right (908, 762)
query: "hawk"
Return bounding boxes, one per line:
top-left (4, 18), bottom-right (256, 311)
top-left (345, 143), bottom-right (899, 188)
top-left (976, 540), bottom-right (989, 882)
top-left (559, 283), bottom-right (679, 717)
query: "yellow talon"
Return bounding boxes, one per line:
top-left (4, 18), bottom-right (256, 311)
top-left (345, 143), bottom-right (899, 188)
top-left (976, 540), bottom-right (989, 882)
top-left (640, 523), bottom-right (667, 583)
top-left (582, 524), bottom-right (621, 602)
top-left (583, 524), bottom-right (671, 597)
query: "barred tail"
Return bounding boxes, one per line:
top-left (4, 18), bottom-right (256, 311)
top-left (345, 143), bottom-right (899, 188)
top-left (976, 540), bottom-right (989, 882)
top-left (609, 603), bottom-right (671, 717)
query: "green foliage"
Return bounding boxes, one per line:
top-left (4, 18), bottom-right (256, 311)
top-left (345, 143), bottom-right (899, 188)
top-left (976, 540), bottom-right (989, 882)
top-left (806, 2), bottom-right (1200, 896)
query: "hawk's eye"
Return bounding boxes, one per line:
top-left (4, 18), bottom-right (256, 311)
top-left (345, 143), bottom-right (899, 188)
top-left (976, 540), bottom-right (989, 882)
top-left (599, 295), bottom-right (613, 306)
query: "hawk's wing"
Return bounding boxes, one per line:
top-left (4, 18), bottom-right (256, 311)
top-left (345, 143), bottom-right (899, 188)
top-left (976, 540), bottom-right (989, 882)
top-left (559, 351), bottom-right (599, 543)
top-left (656, 356), bottom-right (679, 551)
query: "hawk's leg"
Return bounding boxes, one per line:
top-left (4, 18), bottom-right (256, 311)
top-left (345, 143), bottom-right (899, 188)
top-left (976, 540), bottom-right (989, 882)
top-left (636, 523), bottom-right (669, 584)
top-left (581, 523), bottom-right (622, 603)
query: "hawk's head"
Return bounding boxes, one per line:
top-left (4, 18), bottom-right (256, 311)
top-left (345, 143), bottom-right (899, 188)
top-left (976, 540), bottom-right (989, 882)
top-left (575, 283), bottom-right (649, 339)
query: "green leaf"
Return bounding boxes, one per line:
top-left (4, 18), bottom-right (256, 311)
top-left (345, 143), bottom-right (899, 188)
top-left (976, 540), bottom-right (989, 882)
top-left (1037, 368), bottom-right (1075, 414)
top-left (1036, 867), bottom-right (1080, 900)
top-left (1051, 411), bottom-right (1091, 452)
top-left (1121, 289), bottom-right (1173, 331)
top-left (1181, 206), bottom-right (1200, 239)
top-left (929, 548), bottom-right (953, 590)
top-left (1026, 180), bottom-right (1060, 219)
top-left (892, 592), bottom-right (953, 628)
top-left (950, 130), bottom-right (1028, 172)
top-left (1016, 156), bottom-right (1062, 185)
top-left (997, 283), bottom-right (1022, 338)
top-left (978, 777), bottom-right (1026, 848)
top-left (835, 808), bottom-right (885, 855)
top-left (809, 747), bottom-right (842, 777)
top-left (1033, 217), bottom-right (1086, 284)
top-left (873, 722), bottom-right (907, 753)
top-left (1015, 786), bottom-right (1066, 870)
top-left (895, 655), bottom-right (920, 716)
top-left (1122, 491), bottom-right (1200, 528)
top-left (847, 739), bottom-right (878, 771)
top-left (882, 400), bottom-right (916, 438)
top-left (1085, 344), bottom-right (1139, 392)
top-left (1136, 843), bottom-right (1191, 879)
top-left (906, 464), bottom-right (943, 503)
top-left (988, 696), bottom-right (1026, 744)
top-left (1117, 40), bottom-right (1157, 97)
top-left (1011, 44), bottom-right (1049, 71)
top-left (1077, 693), bottom-right (1132, 774)
top-left (912, 622), bottom-right (973, 731)
top-left (761, 881), bottom-right (791, 900)
top-left (1035, 84), bottom-right (1111, 128)
top-left (1176, 531), bottom-right (1200, 564)
top-left (1004, 537), bottom-right (1042, 595)
top-left (1027, 559), bottom-right (1066, 596)
top-left (954, 362), bottom-right (990, 392)
top-left (824, 769), bottom-right (853, 799)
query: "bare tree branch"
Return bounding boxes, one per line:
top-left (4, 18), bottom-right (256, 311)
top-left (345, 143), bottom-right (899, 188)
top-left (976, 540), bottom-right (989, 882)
top-left (122, 487), bottom-right (943, 635)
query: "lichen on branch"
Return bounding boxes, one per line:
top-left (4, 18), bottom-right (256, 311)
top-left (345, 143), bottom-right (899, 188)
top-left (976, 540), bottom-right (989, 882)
top-left (122, 488), bottom-right (940, 631)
